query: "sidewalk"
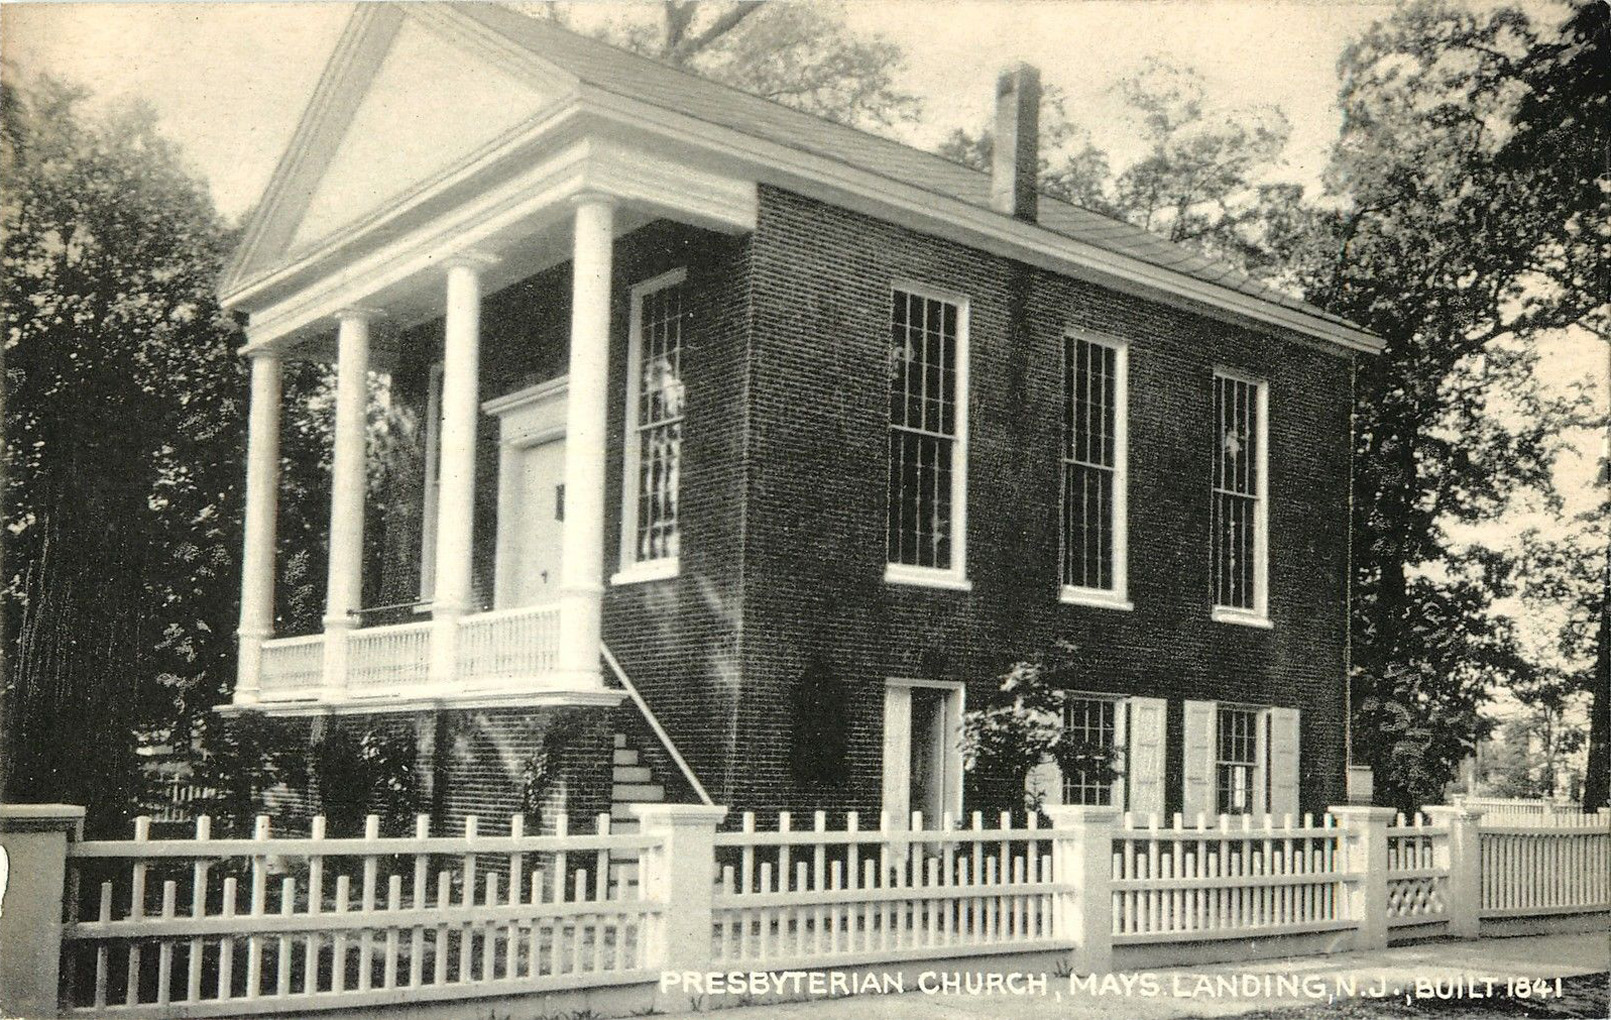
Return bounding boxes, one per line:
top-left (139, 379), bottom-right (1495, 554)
top-left (708, 933), bottom-right (1611, 1019)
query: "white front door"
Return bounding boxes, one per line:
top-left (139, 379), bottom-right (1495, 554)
top-left (485, 378), bottom-right (569, 610)
top-left (509, 438), bottom-right (566, 606)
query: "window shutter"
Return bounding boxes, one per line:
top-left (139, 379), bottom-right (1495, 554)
top-left (1027, 758), bottom-right (1063, 808)
top-left (1182, 700), bottom-right (1217, 822)
top-left (1268, 707), bottom-right (1301, 821)
top-left (881, 686), bottom-right (912, 828)
top-left (1126, 697), bottom-right (1167, 819)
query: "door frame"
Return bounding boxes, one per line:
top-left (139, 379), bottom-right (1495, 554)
top-left (881, 677), bottom-right (965, 830)
top-left (484, 378), bottom-right (568, 609)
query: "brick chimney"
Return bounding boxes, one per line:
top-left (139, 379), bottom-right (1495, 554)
top-left (991, 63), bottom-right (1041, 222)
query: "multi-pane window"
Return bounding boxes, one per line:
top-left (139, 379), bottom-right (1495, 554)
top-left (1061, 697), bottom-right (1118, 805)
top-left (887, 288), bottom-right (966, 576)
top-left (1062, 337), bottom-right (1124, 593)
top-left (1211, 373), bottom-right (1265, 613)
top-left (1216, 706), bottom-right (1260, 814)
top-left (625, 272), bottom-right (686, 568)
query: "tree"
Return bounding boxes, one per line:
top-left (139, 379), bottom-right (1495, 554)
top-left (2, 77), bottom-right (246, 832)
top-left (1289, 1), bottom-right (1608, 810)
top-left (1497, 0), bottom-right (1610, 810)
top-left (959, 642), bottom-right (1121, 817)
top-left (530, 1), bottom-right (921, 131)
top-left (937, 59), bottom-right (1296, 277)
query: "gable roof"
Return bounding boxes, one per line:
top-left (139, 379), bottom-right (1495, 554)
top-left (225, 2), bottom-right (1378, 352)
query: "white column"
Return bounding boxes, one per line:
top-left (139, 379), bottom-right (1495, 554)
top-left (430, 255), bottom-right (492, 685)
top-left (322, 309), bottom-right (374, 698)
top-left (557, 197), bottom-right (615, 687)
top-left (235, 352), bottom-right (282, 704)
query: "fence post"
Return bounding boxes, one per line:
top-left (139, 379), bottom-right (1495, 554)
top-left (1044, 804), bottom-right (1117, 975)
top-left (0, 804), bottom-right (86, 1020)
top-left (1422, 803), bottom-right (1484, 939)
top-left (1329, 804), bottom-right (1394, 951)
top-left (628, 803), bottom-right (727, 1007)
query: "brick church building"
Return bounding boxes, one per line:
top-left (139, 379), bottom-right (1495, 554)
top-left (219, 2), bottom-right (1378, 830)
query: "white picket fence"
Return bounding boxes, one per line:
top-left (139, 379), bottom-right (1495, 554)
top-left (1385, 812), bottom-right (1450, 928)
top-left (18, 802), bottom-right (1607, 1020)
top-left (1110, 813), bottom-right (1349, 942)
top-left (1458, 795), bottom-right (1581, 818)
top-left (710, 810), bottom-right (1064, 969)
top-left (60, 813), bottom-right (660, 1017)
top-left (1480, 811), bottom-right (1611, 918)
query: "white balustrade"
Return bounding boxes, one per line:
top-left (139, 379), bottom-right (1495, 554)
top-left (1384, 812), bottom-right (1450, 926)
top-left (251, 604), bottom-right (563, 700)
top-left (457, 604), bottom-right (562, 685)
top-left (348, 621), bottom-right (432, 691)
top-left (258, 635), bottom-right (325, 699)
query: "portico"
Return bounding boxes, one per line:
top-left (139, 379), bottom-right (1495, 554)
top-left (217, 2), bottom-right (756, 713)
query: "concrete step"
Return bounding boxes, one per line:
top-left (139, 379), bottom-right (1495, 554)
top-left (613, 764), bottom-right (653, 784)
top-left (612, 783), bottom-right (664, 803)
top-left (613, 732), bottom-right (627, 749)
top-left (613, 747), bottom-right (639, 767)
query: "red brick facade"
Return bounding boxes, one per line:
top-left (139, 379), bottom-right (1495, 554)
top-left (323, 184), bottom-right (1354, 824)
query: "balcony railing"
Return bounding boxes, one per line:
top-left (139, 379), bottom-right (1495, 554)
top-left (458, 604), bottom-right (561, 683)
top-left (255, 603), bottom-right (561, 703)
top-left (258, 634), bottom-right (325, 699)
top-left (350, 619), bottom-right (431, 690)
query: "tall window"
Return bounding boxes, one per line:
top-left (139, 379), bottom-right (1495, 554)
top-left (887, 286), bottom-right (968, 585)
top-left (1062, 336), bottom-right (1127, 604)
top-left (1216, 705), bottom-right (1260, 814)
top-left (620, 270), bottom-right (686, 578)
top-left (1061, 697), bottom-right (1118, 805)
top-left (1211, 372), bottom-right (1267, 619)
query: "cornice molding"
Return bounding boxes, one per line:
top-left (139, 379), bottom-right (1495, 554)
top-left (232, 138), bottom-right (756, 351)
top-left (578, 88), bottom-right (1381, 356)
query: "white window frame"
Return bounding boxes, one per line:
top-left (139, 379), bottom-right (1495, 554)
top-left (1209, 368), bottom-right (1270, 628)
top-left (418, 362), bottom-right (443, 606)
top-left (881, 677), bottom-right (966, 829)
top-left (1058, 693), bottom-right (1127, 807)
top-left (613, 268), bottom-right (687, 586)
top-left (1214, 703), bottom-right (1266, 816)
top-left (884, 281), bottom-right (971, 592)
top-left (1060, 332), bottom-right (1130, 610)
top-left (1183, 699), bottom-right (1300, 821)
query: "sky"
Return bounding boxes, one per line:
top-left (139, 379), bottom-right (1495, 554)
top-left (4, 0), bottom-right (1417, 221)
top-left (3, 0), bottom-right (1605, 615)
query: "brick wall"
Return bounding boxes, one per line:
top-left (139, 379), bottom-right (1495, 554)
top-left (733, 186), bottom-right (1354, 818)
top-left (370, 219), bottom-right (752, 813)
top-left (357, 189), bottom-right (1354, 822)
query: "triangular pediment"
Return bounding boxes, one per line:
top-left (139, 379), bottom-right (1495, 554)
top-left (225, 3), bottom-right (576, 292)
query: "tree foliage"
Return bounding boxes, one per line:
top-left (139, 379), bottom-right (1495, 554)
top-left (937, 59), bottom-right (1295, 276)
top-left (532, 1), bottom-right (921, 131)
top-left (959, 643), bottom-right (1121, 816)
top-left (1, 77), bottom-right (246, 832)
top-left (1288, 0), bottom-right (1608, 811)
